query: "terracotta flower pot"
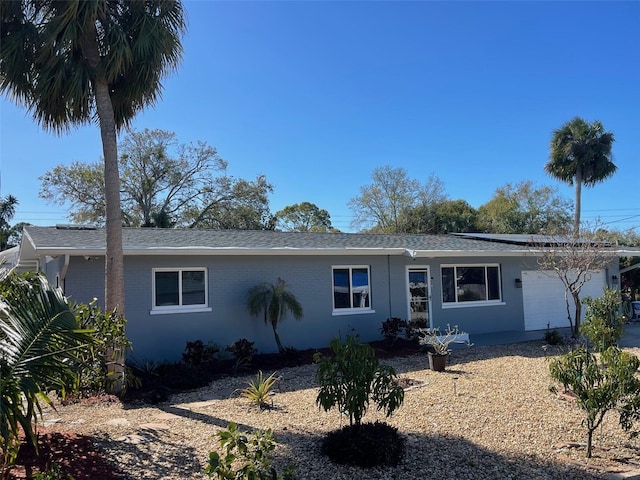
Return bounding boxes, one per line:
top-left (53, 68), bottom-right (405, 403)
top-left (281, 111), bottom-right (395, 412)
top-left (428, 352), bottom-right (448, 372)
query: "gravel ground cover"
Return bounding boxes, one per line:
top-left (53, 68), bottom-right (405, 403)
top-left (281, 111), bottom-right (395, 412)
top-left (40, 341), bottom-right (640, 479)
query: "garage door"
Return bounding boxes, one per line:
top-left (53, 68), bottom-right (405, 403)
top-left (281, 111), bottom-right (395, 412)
top-left (522, 270), bottom-right (606, 331)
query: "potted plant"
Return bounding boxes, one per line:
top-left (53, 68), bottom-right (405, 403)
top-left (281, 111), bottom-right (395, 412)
top-left (417, 324), bottom-right (471, 372)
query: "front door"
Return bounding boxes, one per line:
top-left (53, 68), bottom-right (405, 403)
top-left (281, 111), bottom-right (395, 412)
top-left (407, 267), bottom-right (431, 328)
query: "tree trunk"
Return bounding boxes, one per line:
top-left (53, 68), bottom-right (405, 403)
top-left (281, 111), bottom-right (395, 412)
top-left (271, 320), bottom-right (284, 353)
top-left (94, 80), bottom-right (125, 315)
top-left (94, 79), bottom-right (126, 394)
top-left (586, 428), bottom-right (593, 458)
top-left (573, 169), bottom-right (582, 237)
top-left (572, 290), bottom-right (582, 337)
top-left (80, 20), bottom-right (126, 394)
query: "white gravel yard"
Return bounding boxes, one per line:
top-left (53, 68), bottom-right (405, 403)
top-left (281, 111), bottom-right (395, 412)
top-left (42, 341), bottom-right (640, 480)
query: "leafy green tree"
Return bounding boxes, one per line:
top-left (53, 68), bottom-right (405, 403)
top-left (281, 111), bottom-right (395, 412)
top-left (185, 175), bottom-right (274, 230)
top-left (0, 272), bottom-right (93, 474)
top-left (349, 167), bottom-right (447, 233)
top-left (0, 195), bottom-right (18, 251)
top-left (550, 347), bottom-right (640, 458)
top-left (247, 278), bottom-right (303, 353)
top-left (546, 117), bottom-right (616, 236)
top-left (400, 199), bottom-right (478, 234)
top-left (315, 335), bottom-right (404, 426)
top-left (477, 181), bottom-right (572, 234)
top-left (1, 1), bottom-right (186, 324)
top-left (40, 129), bottom-right (273, 228)
top-left (275, 202), bottom-right (334, 232)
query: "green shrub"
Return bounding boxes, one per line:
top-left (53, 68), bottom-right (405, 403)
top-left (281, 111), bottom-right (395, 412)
top-left (543, 328), bottom-right (563, 345)
top-left (228, 338), bottom-right (257, 370)
top-left (32, 462), bottom-right (74, 480)
top-left (580, 288), bottom-right (626, 352)
top-left (549, 346), bottom-right (640, 457)
top-left (241, 371), bottom-right (278, 409)
top-left (182, 340), bottom-right (219, 367)
top-left (321, 421), bottom-right (404, 467)
top-left (380, 317), bottom-right (408, 344)
top-left (205, 422), bottom-right (295, 480)
top-left (71, 299), bottom-right (135, 396)
top-left (316, 335), bottom-right (404, 426)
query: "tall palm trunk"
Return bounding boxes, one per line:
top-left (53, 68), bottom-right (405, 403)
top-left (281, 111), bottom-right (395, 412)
top-left (573, 168), bottom-right (582, 238)
top-left (81, 24), bottom-right (126, 393)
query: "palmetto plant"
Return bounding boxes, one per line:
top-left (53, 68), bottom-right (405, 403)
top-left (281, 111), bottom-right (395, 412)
top-left (247, 278), bottom-right (303, 353)
top-left (0, 272), bottom-right (93, 477)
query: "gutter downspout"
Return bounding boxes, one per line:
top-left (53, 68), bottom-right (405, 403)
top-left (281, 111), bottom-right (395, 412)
top-left (60, 254), bottom-right (70, 292)
top-left (387, 255), bottom-right (392, 318)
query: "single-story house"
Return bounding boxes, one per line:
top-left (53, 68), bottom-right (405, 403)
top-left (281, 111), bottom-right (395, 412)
top-left (16, 225), bottom-right (634, 362)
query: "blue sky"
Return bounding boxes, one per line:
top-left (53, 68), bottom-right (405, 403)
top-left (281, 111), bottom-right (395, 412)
top-left (1, 1), bottom-right (639, 232)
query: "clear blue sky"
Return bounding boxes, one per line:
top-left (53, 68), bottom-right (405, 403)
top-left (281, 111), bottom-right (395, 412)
top-left (1, 1), bottom-right (639, 232)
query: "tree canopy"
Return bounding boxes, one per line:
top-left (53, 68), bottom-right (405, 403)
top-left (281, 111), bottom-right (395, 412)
top-left (400, 199), bottom-right (479, 234)
top-left (477, 181), bottom-right (572, 234)
top-left (275, 202), bottom-right (335, 232)
top-left (0, 195), bottom-right (19, 251)
top-left (349, 167), bottom-right (447, 233)
top-left (546, 117), bottom-right (616, 236)
top-left (40, 129), bottom-right (274, 229)
top-left (1, 0), bottom-right (186, 324)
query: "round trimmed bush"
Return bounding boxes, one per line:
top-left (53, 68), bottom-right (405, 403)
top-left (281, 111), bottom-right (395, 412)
top-left (321, 421), bottom-right (405, 467)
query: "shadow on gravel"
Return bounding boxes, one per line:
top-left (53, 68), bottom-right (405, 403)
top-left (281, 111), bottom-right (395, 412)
top-left (120, 401), bottom-right (620, 480)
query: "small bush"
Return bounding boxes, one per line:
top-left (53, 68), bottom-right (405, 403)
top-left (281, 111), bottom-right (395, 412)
top-left (405, 318), bottom-right (428, 341)
top-left (321, 421), bottom-right (404, 467)
top-left (206, 422), bottom-right (295, 479)
top-left (316, 335), bottom-right (404, 426)
top-left (182, 340), bottom-right (219, 367)
top-left (241, 371), bottom-right (278, 409)
top-left (380, 317), bottom-right (408, 344)
top-left (580, 288), bottom-right (626, 352)
top-left (227, 338), bottom-right (257, 370)
top-left (543, 329), bottom-right (563, 346)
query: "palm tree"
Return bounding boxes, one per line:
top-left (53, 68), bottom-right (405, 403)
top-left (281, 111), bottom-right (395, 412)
top-left (545, 117), bottom-right (616, 236)
top-left (1, 1), bottom-right (184, 392)
top-left (0, 195), bottom-right (18, 251)
top-left (0, 1), bottom-right (185, 315)
top-left (0, 272), bottom-right (93, 475)
top-left (247, 278), bottom-right (304, 353)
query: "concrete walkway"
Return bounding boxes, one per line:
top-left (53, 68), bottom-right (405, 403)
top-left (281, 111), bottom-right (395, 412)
top-left (464, 321), bottom-right (640, 349)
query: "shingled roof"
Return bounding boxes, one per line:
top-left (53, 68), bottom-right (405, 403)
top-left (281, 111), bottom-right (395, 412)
top-left (21, 225), bottom-right (535, 259)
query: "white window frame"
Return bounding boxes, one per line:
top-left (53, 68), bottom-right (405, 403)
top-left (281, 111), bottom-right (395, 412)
top-left (151, 267), bottom-right (212, 315)
top-left (441, 263), bottom-right (505, 309)
top-left (331, 265), bottom-right (375, 315)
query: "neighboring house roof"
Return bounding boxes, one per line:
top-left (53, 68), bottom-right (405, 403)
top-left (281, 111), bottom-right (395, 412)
top-left (19, 226), bottom-right (639, 263)
top-left (0, 245), bottom-right (19, 269)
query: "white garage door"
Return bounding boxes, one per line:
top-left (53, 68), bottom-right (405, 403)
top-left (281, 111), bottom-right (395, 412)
top-left (522, 270), bottom-right (606, 331)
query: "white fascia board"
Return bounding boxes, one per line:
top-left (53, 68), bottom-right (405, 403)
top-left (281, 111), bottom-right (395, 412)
top-left (129, 247), bottom-right (409, 256)
top-left (410, 250), bottom-right (532, 258)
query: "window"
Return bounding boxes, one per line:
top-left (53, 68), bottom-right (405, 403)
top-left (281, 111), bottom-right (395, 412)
top-left (332, 266), bottom-right (373, 313)
top-left (152, 268), bottom-right (210, 313)
top-left (441, 264), bottom-right (502, 305)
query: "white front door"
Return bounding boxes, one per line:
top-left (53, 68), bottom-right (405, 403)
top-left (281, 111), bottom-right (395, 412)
top-left (407, 267), bottom-right (431, 328)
